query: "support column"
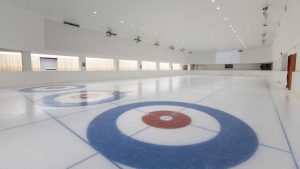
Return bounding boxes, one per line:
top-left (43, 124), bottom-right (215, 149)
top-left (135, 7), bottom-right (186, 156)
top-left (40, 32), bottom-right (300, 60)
top-left (79, 56), bottom-right (86, 71)
top-left (138, 60), bottom-right (142, 71)
top-left (115, 59), bottom-right (119, 71)
top-left (21, 51), bottom-right (32, 72)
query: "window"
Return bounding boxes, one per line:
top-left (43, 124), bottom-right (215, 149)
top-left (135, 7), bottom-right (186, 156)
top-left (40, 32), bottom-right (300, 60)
top-left (40, 58), bottom-right (57, 71)
top-left (31, 54), bottom-right (79, 71)
top-left (216, 51), bottom-right (240, 64)
top-left (142, 61), bottom-right (156, 71)
top-left (86, 57), bottom-right (115, 71)
top-left (159, 62), bottom-right (170, 71)
top-left (119, 60), bottom-right (138, 71)
top-left (172, 63), bottom-right (182, 70)
top-left (0, 51), bottom-right (22, 72)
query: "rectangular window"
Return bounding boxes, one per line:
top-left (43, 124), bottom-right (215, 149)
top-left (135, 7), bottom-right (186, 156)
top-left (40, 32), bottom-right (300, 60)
top-left (142, 61), bottom-right (156, 71)
top-left (86, 57), bottom-right (115, 71)
top-left (31, 54), bottom-right (79, 71)
top-left (159, 62), bottom-right (170, 71)
top-left (216, 51), bottom-right (240, 64)
top-left (40, 57), bottom-right (57, 71)
top-left (172, 63), bottom-right (182, 70)
top-left (119, 60), bottom-right (138, 71)
top-left (0, 51), bottom-right (22, 72)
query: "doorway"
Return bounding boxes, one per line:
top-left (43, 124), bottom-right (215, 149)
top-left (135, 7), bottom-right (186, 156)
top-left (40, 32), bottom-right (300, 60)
top-left (286, 54), bottom-right (297, 90)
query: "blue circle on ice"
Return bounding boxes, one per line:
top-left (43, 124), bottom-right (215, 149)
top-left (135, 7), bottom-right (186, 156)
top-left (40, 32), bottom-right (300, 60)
top-left (42, 90), bottom-right (125, 107)
top-left (19, 85), bottom-right (85, 92)
top-left (87, 101), bottom-right (258, 169)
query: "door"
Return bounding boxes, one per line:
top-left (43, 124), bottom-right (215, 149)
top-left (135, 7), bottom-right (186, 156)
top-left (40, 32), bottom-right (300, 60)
top-left (286, 54), bottom-right (297, 90)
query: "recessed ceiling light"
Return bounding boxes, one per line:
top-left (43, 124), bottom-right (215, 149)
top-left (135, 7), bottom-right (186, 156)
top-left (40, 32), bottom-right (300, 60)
top-left (224, 17), bottom-right (228, 21)
top-left (93, 11), bottom-right (98, 14)
top-left (216, 6), bottom-right (220, 10)
top-left (211, 0), bottom-right (216, 3)
top-left (233, 30), bottom-right (237, 33)
top-left (120, 20), bottom-right (125, 24)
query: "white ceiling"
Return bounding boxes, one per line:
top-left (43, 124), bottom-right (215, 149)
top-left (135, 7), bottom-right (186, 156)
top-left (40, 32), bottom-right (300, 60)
top-left (2, 0), bottom-right (287, 52)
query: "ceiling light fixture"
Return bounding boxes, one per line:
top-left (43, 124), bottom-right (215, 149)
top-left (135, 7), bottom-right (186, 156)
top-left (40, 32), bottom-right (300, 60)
top-left (216, 6), bottom-right (220, 10)
top-left (134, 36), bottom-right (142, 43)
top-left (120, 21), bottom-right (125, 24)
top-left (93, 11), bottom-right (98, 14)
top-left (211, 0), bottom-right (216, 3)
top-left (224, 17), bottom-right (228, 21)
top-left (169, 45), bottom-right (175, 50)
top-left (106, 29), bottom-right (117, 37)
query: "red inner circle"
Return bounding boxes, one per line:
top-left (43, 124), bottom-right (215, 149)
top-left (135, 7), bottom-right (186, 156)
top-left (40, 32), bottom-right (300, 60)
top-left (142, 111), bottom-right (191, 129)
top-left (71, 93), bottom-right (100, 99)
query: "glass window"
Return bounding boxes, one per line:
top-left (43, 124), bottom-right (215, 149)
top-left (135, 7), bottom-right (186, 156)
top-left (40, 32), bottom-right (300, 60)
top-left (31, 54), bottom-right (79, 71)
top-left (86, 57), bottom-right (115, 71)
top-left (172, 63), bottom-right (182, 70)
top-left (119, 60), bottom-right (138, 71)
top-left (142, 61), bottom-right (156, 71)
top-left (159, 62), bottom-right (170, 70)
top-left (0, 51), bottom-right (22, 72)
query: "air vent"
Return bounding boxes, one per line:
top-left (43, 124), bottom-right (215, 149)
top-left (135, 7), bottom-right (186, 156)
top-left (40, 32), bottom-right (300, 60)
top-left (63, 21), bottom-right (80, 28)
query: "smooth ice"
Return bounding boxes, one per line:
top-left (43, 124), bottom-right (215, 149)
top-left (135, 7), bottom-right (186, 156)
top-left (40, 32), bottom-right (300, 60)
top-left (0, 75), bottom-right (299, 169)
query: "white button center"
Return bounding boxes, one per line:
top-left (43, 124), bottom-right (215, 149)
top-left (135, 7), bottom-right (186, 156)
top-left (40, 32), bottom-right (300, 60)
top-left (159, 116), bottom-right (173, 121)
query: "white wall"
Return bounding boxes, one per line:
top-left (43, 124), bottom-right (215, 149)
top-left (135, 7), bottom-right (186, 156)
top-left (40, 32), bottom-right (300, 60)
top-left (0, 2), bottom-right (192, 88)
top-left (197, 63), bottom-right (261, 70)
top-left (0, 1), bottom-right (44, 51)
top-left (0, 71), bottom-right (193, 88)
top-left (188, 46), bottom-right (272, 64)
top-left (0, 2), bottom-right (188, 64)
top-left (270, 0), bottom-right (300, 94)
top-left (43, 19), bottom-right (188, 63)
top-left (272, 0), bottom-right (300, 71)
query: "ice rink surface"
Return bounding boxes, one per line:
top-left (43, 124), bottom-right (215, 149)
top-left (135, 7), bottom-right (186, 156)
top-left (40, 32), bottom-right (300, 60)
top-left (0, 75), bottom-right (299, 169)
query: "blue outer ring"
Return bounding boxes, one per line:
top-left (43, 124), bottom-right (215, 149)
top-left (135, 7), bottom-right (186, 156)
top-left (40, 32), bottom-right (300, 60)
top-left (19, 85), bottom-right (85, 93)
top-left (87, 101), bottom-right (258, 169)
top-left (42, 90), bottom-right (125, 107)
